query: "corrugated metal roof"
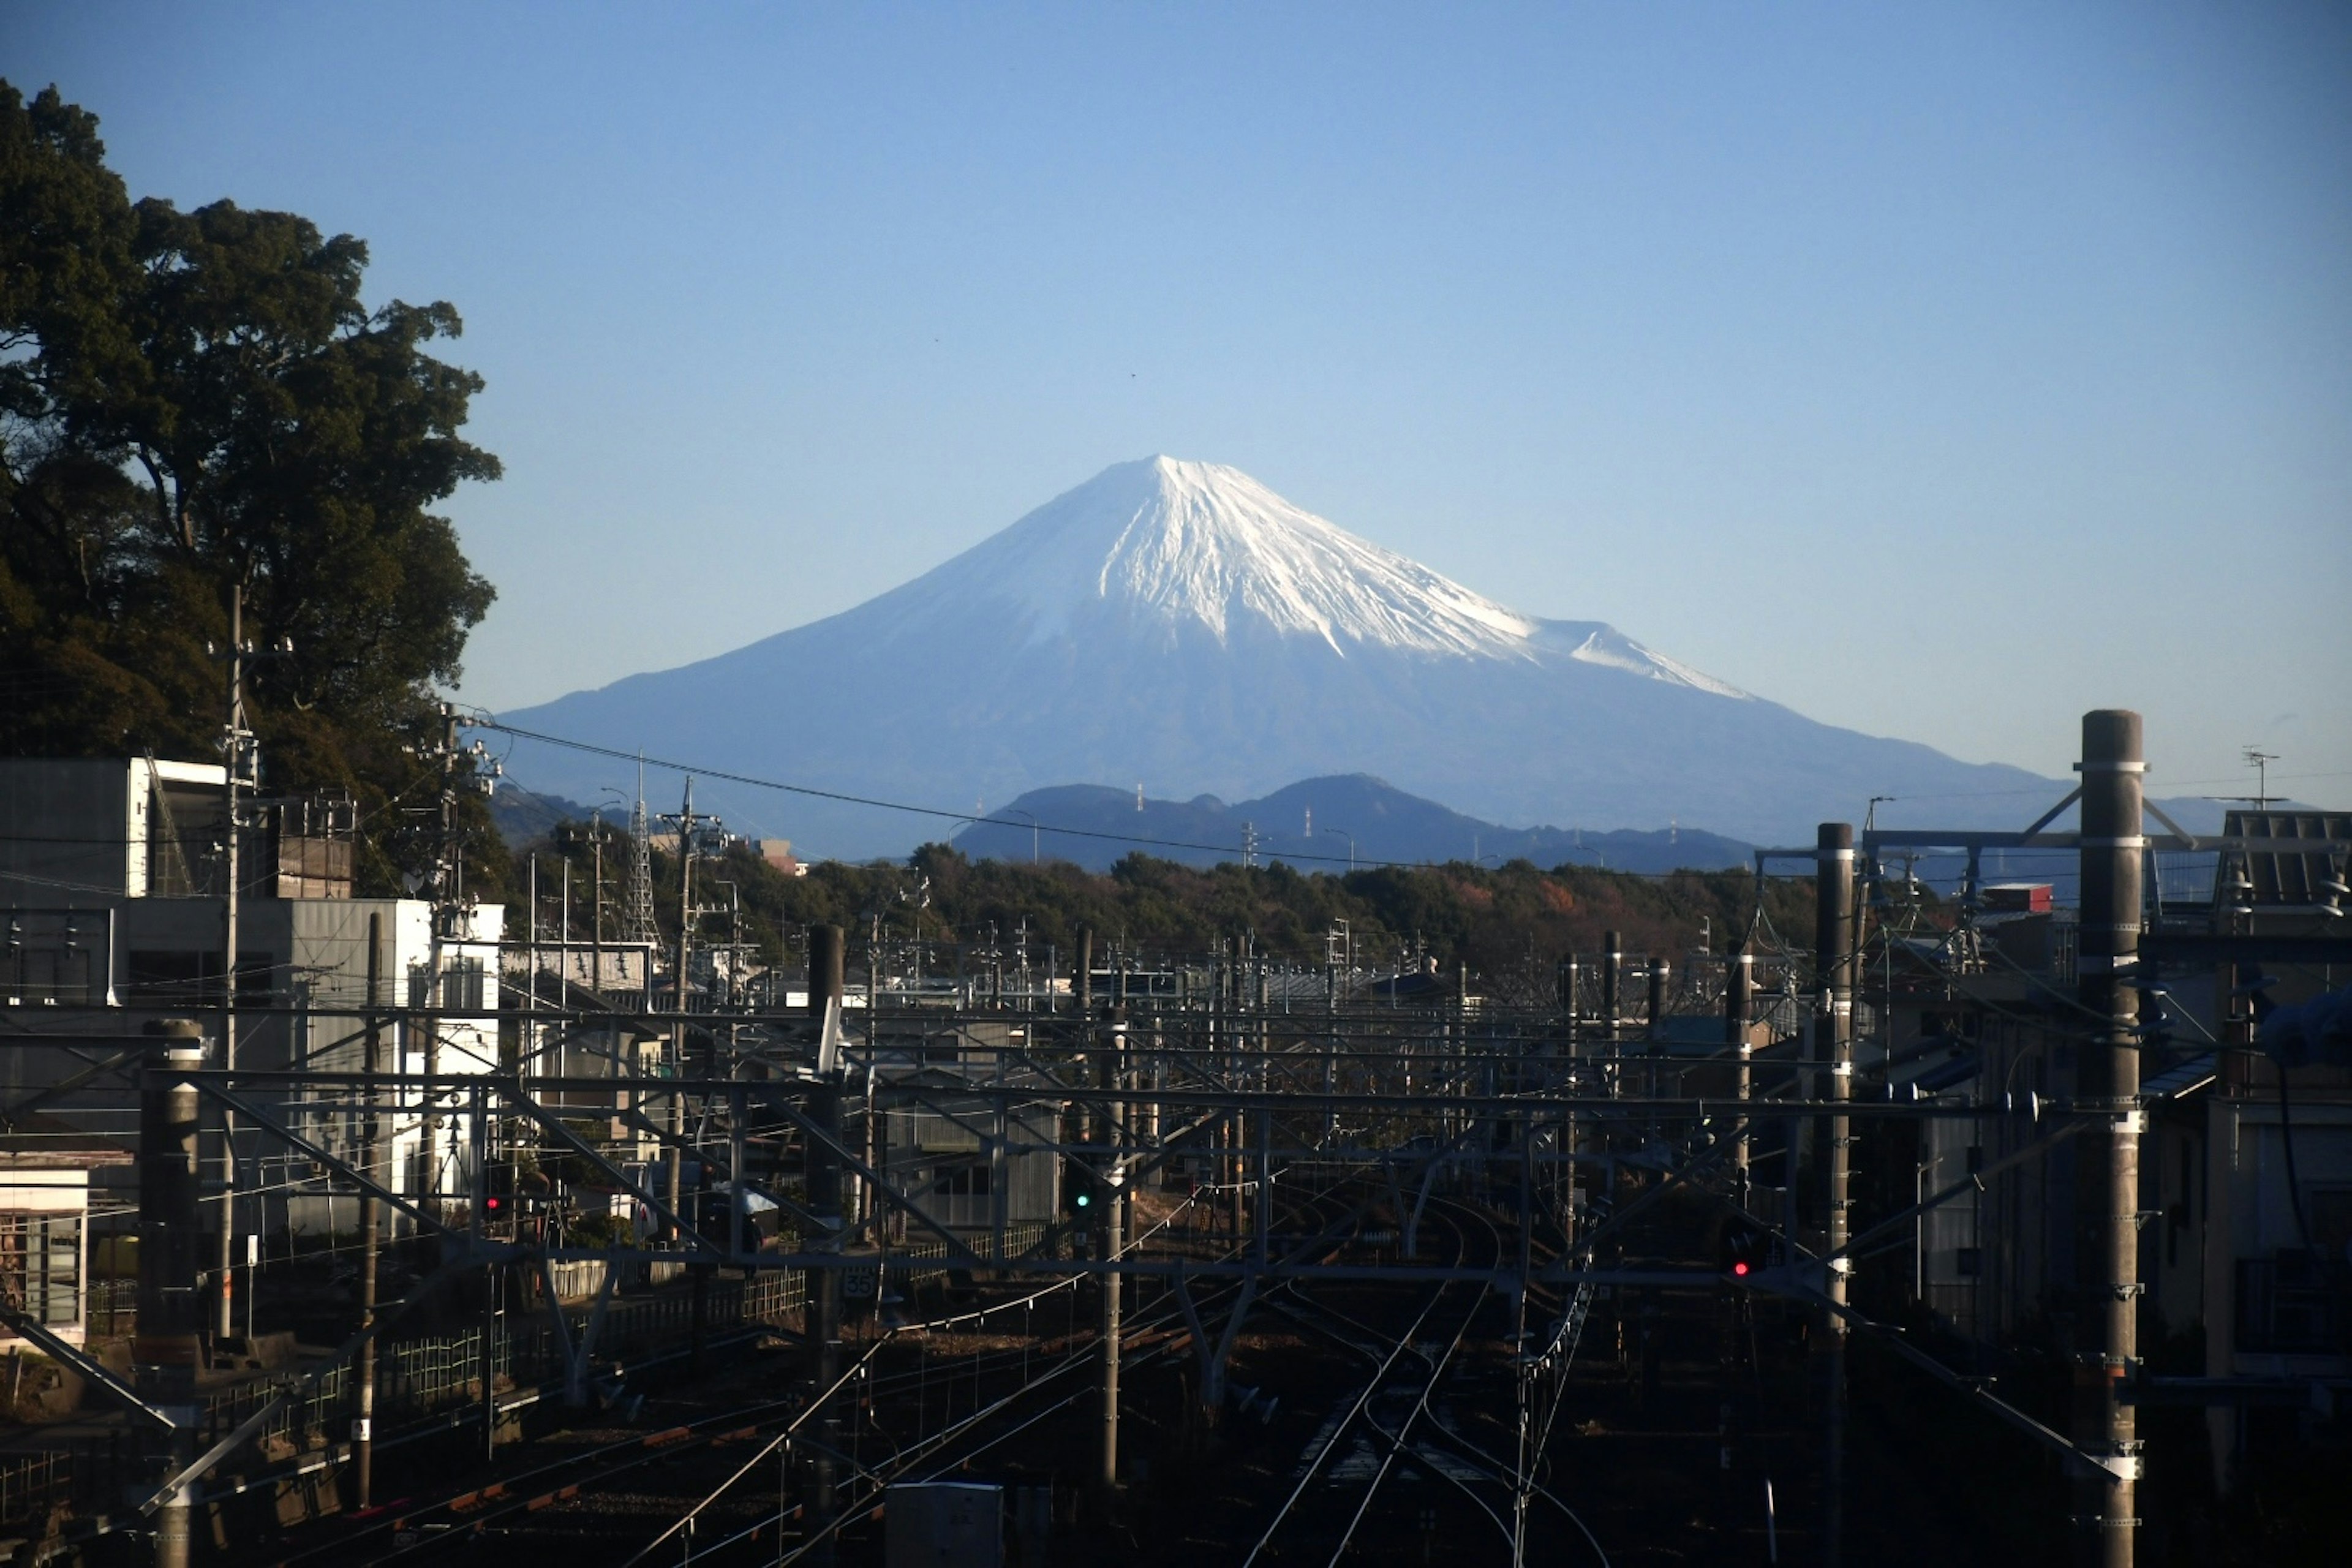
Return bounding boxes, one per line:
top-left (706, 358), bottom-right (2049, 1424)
top-left (2142, 1052), bottom-right (2218, 1101)
top-left (2220, 811), bottom-right (2351, 907)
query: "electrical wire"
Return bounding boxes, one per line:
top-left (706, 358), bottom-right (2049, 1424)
top-left (470, 716), bottom-right (1754, 881)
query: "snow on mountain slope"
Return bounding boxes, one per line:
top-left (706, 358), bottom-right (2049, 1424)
top-left (889, 456), bottom-right (1537, 657)
top-left (872, 457), bottom-right (1741, 695)
top-left (496, 456), bottom-right (2053, 857)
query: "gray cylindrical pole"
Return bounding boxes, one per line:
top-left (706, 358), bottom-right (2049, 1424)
top-left (1814, 823), bottom-right (1856, 1568)
top-left (217, 587), bottom-right (244, 1347)
top-left (355, 915), bottom-right (383, 1507)
top-left (138, 1020), bottom-right (205, 1568)
top-left (1099, 1011), bottom-right (1126, 1493)
top-left (1647, 959), bottom-right (1672, 1136)
top-left (2074, 711), bottom-right (2144, 1568)
top-left (1602, 933), bottom-right (1623, 1025)
top-left (805, 925), bottom-right (846, 1567)
top-left (1727, 948), bottom-right (1754, 1207)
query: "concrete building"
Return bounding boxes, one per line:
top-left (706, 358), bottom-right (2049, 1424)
top-left (0, 757), bottom-right (506, 1247)
top-left (1864, 808), bottom-right (2352, 1479)
top-left (0, 1118), bottom-right (132, 1348)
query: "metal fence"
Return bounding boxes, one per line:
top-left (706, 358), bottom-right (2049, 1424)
top-left (205, 1264), bottom-right (812, 1455)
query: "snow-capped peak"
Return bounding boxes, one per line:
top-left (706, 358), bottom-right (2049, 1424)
top-left (888, 456), bottom-right (1745, 694)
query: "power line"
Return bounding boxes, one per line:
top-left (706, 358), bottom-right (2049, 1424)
top-left (473, 717), bottom-right (1758, 880)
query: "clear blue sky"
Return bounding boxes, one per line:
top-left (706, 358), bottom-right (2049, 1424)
top-left (9, 2), bottom-right (2348, 804)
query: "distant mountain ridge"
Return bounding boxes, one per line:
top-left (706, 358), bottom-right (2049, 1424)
top-left (496, 456), bottom-right (2086, 859)
top-left (953, 774), bottom-right (1752, 874)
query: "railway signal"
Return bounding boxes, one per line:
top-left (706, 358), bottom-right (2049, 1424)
top-left (1720, 1218), bottom-right (1770, 1280)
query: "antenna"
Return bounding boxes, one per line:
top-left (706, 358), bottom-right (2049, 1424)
top-left (2243, 746), bottom-right (2278, 809)
top-left (1136, 782), bottom-right (1144, 813)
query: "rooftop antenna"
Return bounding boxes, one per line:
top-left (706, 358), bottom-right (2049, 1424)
top-left (2242, 746), bottom-right (2278, 809)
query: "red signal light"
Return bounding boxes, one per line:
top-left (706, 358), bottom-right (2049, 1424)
top-left (1732, 1261), bottom-right (1749, 1276)
top-left (485, 1196), bottom-right (503, 1212)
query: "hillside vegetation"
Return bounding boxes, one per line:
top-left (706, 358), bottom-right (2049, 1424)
top-left (533, 834), bottom-right (1816, 993)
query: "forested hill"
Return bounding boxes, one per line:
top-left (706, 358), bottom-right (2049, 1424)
top-left (521, 832), bottom-right (1819, 990)
top-left (952, 774), bottom-right (1752, 874)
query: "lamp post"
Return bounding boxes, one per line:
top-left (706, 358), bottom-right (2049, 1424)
top-left (1324, 826), bottom-right (1355, 873)
top-left (1010, 809), bottom-right (1040, 864)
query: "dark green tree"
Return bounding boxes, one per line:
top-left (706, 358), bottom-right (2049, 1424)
top-left (1, 81), bottom-right (504, 892)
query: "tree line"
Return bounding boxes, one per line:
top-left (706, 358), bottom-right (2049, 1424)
top-left (532, 832), bottom-right (1818, 997)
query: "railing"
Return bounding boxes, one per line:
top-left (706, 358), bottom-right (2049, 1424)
top-left (0, 1433), bottom-right (138, 1531)
top-left (212, 1261), bottom-right (816, 1455)
top-left (86, 1278), bottom-right (135, 1340)
top-left (0, 1447), bottom-right (69, 1529)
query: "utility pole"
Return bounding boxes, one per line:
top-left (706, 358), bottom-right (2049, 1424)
top-left (418, 703), bottom-right (466, 1232)
top-left (138, 1020), bottom-right (205, 1568)
top-left (663, 779), bottom-right (699, 1240)
top-left (1099, 1008), bottom-right (1126, 1493)
top-left (1727, 946), bottom-right (1753, 1208)
top-left (214, 584), bottom-right (252, 1343)
top-left (1814, 822), bottom-right (1856, 1568)
top-left (804, 925), bottom-right (847, 1568)
top-left (355, 913), bottom-right (383, 1507)
top-left (2075, 712), bottom-right (2144, 1568)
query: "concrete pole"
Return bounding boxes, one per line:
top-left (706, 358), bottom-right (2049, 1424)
top-left (2074, 712), bottom-right (2144, 1568)
top-left (1226, 951), bottom-right (1245, 1241)
top-left (138, 1021), bottom-right (205, 1568)
top-left (1727, 948), bottom-right (1754, 1208)
top-left (216, 585), bottom-right (245, 1344)
top-left (1099, 1010), bottom-right (1125, 1492)
top-left (1603, 933), bottom-right (1624, 1133)
top-left (1648, 959), bottom-right (1670, 1139)
top-left (1814, 823), bottom-right (1856, 1568)
top-left (668, 781), bottom-right (694, 1243)
top-left (1561, 955), bottom-right (1580, 1241)
top-left (804, 925), bottom-right (846, 1567)
top-left (355, 915), bottom-right (383, 1507)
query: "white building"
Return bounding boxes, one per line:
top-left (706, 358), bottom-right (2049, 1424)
top-left (0, 757), bottom-right (506, 1253)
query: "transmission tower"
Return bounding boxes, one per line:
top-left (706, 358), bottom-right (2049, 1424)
top-left (625, 762), bottom-right (655, 947)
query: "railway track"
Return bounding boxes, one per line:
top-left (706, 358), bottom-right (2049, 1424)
top-left (1236, 1197), bottom-right (1493, 1567)
top-left (262, 1178), bottom-right (1618, 1568)
top-left (1233, 1193), bottom-right (1610, 1568)
top-left (292, 1196), bottom-right (1243, 1566)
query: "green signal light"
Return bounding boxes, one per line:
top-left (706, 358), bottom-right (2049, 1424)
top-left (1074, 1191), bottom-right (1091, 1207)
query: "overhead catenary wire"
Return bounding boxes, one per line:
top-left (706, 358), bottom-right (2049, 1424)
top-left (471, 716), bottom-right (1768, 881)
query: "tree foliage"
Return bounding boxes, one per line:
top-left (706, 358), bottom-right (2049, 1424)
top-left (548, 831), bottom-right (1815, 998)
top-left (0, 82), bottom-right (504, 892)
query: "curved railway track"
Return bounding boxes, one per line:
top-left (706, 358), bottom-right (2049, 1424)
top-left (265, 1177), bottom-right (1612, 1568)
top-left (293, 1196), bottom-right (1246, 1566)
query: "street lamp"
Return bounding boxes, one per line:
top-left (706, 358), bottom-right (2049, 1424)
top-left (1009, 809), bottom-right (1040, 864)
top-left (1324, 826), bottom-right (1355, 873)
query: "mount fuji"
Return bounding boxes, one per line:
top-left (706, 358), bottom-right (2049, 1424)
top-left (493, 457), bottom-right (2059, 859)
